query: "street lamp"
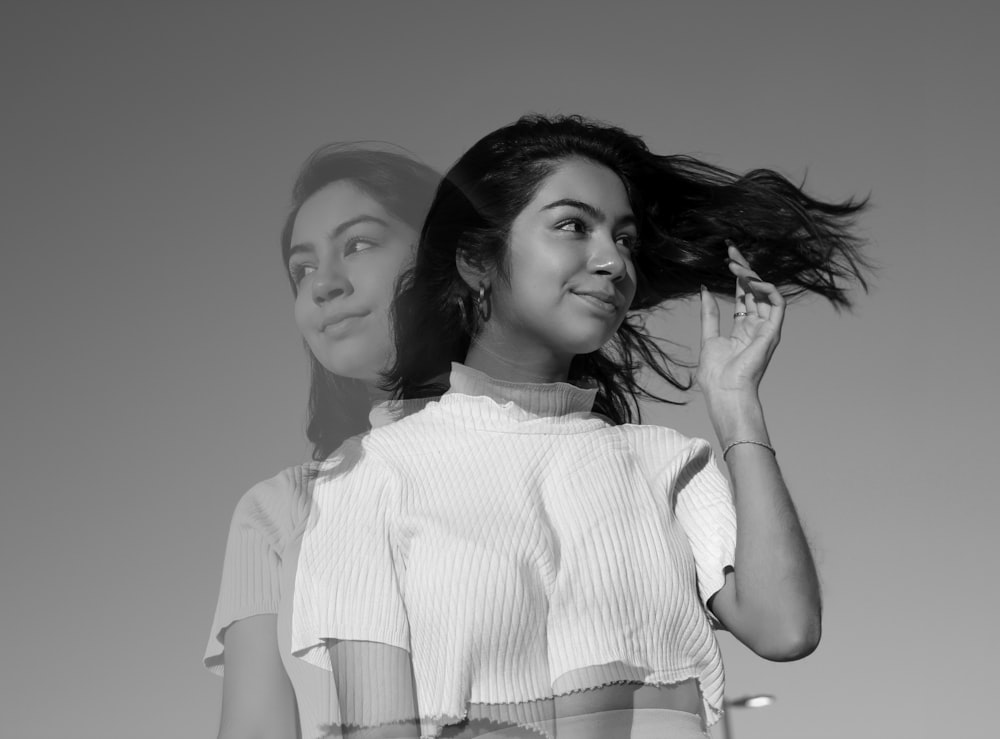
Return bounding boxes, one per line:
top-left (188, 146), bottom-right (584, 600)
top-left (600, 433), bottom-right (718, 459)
top-left (719, 694), bottom-right (776, 739)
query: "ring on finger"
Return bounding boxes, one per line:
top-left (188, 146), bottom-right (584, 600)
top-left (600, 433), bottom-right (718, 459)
top-left (734, 311), bottom-right (749, 318)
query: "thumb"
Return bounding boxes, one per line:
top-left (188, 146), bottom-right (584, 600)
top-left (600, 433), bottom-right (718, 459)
top-left (700, 285), bottom-right (720, 344)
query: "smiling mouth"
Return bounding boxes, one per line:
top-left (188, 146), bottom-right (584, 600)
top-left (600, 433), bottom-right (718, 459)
top-left (321, 313), bottom-right (368, 334)
top-left (572, 292), bottom-right (619, 313)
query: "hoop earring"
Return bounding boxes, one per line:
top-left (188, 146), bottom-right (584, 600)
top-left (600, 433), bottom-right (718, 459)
top-left (476, 281), bottom-right (492, 322)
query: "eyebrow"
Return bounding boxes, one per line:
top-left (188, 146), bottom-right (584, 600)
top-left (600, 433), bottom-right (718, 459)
top-left (540, 199), bottom-right (636, 228)
top-left (287, 214), bottom-right (391, 260)
top-left (330, 214), bottom-right (390, 239)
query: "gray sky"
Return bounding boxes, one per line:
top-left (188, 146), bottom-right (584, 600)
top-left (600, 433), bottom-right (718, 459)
top-left (1, 2), bottom-right (997, 738)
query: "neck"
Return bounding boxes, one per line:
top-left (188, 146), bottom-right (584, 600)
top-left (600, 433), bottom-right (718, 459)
top-left (465, 326), bottom-right (572, 384)
top-left (364, 381), bottom-right (392, 403)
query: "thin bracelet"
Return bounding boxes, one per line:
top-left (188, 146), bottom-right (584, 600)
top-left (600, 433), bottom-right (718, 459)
top-left (722, 439), bottom-right (776, 461)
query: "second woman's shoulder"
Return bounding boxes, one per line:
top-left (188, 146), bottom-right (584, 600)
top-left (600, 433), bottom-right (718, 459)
top-left (228, 463), bottom-right (320, 545)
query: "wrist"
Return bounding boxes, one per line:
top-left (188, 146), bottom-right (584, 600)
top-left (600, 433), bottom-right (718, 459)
top-left (705, 391), bottom-right (769, 447)
top-left (722, 438), bottom-right (776, 462)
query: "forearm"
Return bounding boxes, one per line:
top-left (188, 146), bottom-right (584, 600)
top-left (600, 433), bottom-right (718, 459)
top-left (709, 393), bottom-right (821, 658)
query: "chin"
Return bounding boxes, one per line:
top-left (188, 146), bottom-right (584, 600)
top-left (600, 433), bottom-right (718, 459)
top-left (313, 354), bottom-right (380, 384)
top-left (561, 331), bottom-right (617, 358)
top-left (554, 317), bottom-right (621, 354)
top-left (323, 358), bottom-right (384, 384)
top-left (559, 343), bottom-right (608, 361)
top-left (312, 335), bottom-right (389, 381)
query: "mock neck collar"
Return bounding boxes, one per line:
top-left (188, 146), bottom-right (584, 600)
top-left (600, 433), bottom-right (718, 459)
top-left (446, 362), bottom-right (598, 417)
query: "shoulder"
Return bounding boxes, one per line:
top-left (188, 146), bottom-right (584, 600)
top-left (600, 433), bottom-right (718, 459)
top-left (227, 463), bottom-right (319, 547)
top-left (360, 402), bottom-right (449, 457)
top-left (614, 422), bottom-right (712, 460)
top-left (608, 423), bottom-right (718, 484)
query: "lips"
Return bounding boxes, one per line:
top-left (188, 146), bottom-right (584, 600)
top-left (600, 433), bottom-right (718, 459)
top-left (572, 290), bottom-right (621, 311)
top-left (320, 311), bottom-right (369, 333)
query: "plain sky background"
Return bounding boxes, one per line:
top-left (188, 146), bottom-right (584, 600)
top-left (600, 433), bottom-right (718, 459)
top-left (1, 2), bottom-right (997, 738)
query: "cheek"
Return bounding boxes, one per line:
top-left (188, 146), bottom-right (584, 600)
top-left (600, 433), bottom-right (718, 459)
top-left (356, 274), bottom-right (396, 318)
top-left (511, 248), bottom-right (575, 292)
top-left (621, 260), bottom-right (639, 300)
top-left (292, 292), bottom-right (309, 327)
top-left (293, 292), bottom-right (320, 342)
top-left (363, 250), bottom-right (411, 307)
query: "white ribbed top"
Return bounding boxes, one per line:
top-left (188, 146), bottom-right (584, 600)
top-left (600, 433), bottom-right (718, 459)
top-left (292, 364), bottom-right (736, 737)
top-left (204, 399), bottom-right (430, 739)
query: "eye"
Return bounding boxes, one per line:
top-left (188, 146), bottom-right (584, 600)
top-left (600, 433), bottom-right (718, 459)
top-left (289, 263), bottom-right (316, 285)
top-left (555, 218), bottom-right (588, 235)
top-left (615, 233), bottom-right (639, 252)
top-left (344, 237), bottom-right (379, 256)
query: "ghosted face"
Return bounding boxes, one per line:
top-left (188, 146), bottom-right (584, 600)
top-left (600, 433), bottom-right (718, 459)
top-left (288, 181), bottom-right (417, 383)
top-left (487, 157), bottom-right (638, 362)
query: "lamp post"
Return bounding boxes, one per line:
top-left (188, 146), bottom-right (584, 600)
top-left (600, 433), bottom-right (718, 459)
top-left (719, 694), bottom-right (776, 739)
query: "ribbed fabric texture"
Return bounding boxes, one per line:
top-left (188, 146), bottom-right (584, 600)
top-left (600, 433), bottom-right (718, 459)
top-left (292, 364), bottom-right (737, 737)
top-left (204, 400), bottom-right (429, 739)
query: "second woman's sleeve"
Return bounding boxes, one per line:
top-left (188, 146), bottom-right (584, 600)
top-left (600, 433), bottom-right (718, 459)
top-left (203, 470), bottom-right (296, 675)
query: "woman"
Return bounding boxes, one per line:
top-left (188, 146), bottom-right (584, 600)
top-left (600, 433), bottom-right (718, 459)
top-left (204, 144), bottom-right (439, 739)
top-left (292, 115), bottom-right (870, 738)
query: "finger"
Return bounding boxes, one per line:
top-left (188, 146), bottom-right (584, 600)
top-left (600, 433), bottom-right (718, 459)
top-left (700, 285), bottom-right (720, 342)
top-left (743, 282), bottom-right (758, 316)
top-left (727, 246), bottom-right (765, 321)
top-left (747, 277), bottom-right (772, 321)
top-left (728, 257), bottom-right (762, 285)
top-left (727, 244), bottom-right (762, 280)
top-left (747, 278), bottom-right (785, 327)
top-left (727, 244), bottom-right (762, 278)
top-left (734, 273), bottom-right (747, 315)
top-left (726, 242), bottom-right (750, 267)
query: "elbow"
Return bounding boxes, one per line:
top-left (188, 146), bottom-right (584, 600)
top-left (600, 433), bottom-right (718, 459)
top-left (754, 615), bottom-right (822, 662)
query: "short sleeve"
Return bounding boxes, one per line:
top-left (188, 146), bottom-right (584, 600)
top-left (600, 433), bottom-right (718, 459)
top-left (293, 456), bottom-right (420, 730)
top-left (203, 469), bottom-right (299, 675)
top-left (290, 449), bottom-right (411, 672)
top-left (671, 440), bottom-right (737, 616)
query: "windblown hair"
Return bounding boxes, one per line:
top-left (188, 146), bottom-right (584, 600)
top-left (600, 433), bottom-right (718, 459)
top-left (387, 114), bottom-right (871, 424)
top-left (279, 144), bottom-right (440, 460)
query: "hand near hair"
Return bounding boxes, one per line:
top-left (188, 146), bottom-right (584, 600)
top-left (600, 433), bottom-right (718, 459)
top-left (696, 244), bottom-right (822, 662)
top-left (697, 243), bottom-right (786, 403)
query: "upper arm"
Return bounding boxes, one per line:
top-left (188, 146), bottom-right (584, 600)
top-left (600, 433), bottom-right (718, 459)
top-left (218, 614), bottom-right (299, 739)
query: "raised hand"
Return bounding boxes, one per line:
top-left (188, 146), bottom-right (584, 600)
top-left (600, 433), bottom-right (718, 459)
top-left (694, 246), bottom-right (822, 662)
top-left (697, 243), bottom-right (786, 400)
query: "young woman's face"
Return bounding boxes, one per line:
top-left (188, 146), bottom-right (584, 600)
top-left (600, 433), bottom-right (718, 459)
top-left (288, 181), bottom-right (417, 383)
top-left (488, 157), bottom-right (638, 362)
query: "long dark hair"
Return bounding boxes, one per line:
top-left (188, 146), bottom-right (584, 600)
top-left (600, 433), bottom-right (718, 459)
top-left (387, 114), bottom-right (871, 423)
top-left (280, 144), bottom-right (440, 460)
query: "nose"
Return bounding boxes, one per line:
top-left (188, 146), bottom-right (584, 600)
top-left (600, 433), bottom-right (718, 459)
top-left (310, 267), bottom-right (352, 304)
top-left (589, 235), bottom-right (627, 281)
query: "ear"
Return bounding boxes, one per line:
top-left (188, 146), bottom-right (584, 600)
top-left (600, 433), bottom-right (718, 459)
top-left (456, 250), bottom-right (488, 292)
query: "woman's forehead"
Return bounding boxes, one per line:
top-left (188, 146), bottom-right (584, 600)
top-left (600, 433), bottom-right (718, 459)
top-left (292, 181), bottom-right (397, 240)
top-left (528, 158), bottom-right (633, 218)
